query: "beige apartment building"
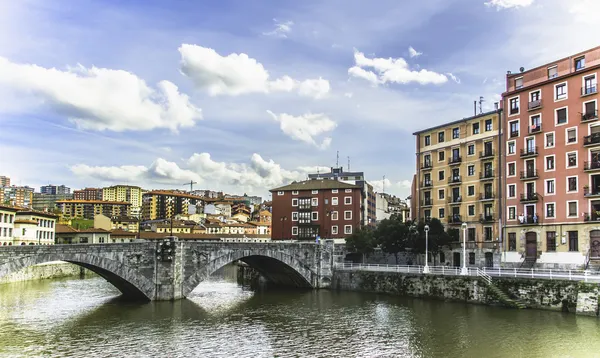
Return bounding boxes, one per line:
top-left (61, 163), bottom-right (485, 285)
top-left (413, 109), bottom-right (503, 267)
top-left (56, 200), bottom-right (131, 220)
top-left (102, 185), bottom-right (144, 218)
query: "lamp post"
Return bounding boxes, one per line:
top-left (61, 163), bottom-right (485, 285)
top-left (423, 224), bottom-right (430, 273)
top-left (280, 216), bottom-right (287, 240)
top-left (461, 222), bottom-right (468, 275)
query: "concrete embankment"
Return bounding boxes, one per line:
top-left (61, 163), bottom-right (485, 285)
top-left (332, 270), bottom-right (600, 317)
top-left (0, 261), bottom-right (96, 284)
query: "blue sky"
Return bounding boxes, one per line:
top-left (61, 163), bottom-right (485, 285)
top-left (0, 0), bottom-right (598, 199)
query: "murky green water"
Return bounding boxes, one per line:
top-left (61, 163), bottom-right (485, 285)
top-left (0, 269), bottom-right (599, 358)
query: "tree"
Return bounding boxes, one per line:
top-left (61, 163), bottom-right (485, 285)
top-left (375, 214), bottom-right (411, 264)
top-left (410, 218), bottom-right (452, 264)
top-left (345, 227), bottom-right (376, 262)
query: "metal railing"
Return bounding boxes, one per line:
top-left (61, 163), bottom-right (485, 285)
top-left (334, 263), bottom-right (600, 282)
top-left (520, 146), bottom-right (538, 157)
top-left (528, 99), bottom-right (542, 110)
top-left (477, 267), bottom-right (492, 285)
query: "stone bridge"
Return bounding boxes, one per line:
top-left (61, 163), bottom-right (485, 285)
top-left (0, 240), bottom-right (336, 301)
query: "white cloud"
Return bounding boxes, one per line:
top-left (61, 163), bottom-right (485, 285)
top-left (485, 0), bottom-right (534, 10)
top-left (369, 178), bottom-right (413, 195)
top-left (344, 92), bottom-right (353, 98)
top-left (348, 49), bottom-right (448, 86)
top-left (266, 110), bottom-right (336, 149)
top-left (408, 46), bottom-right (422, 58)
top-left (70, 153), bottom-right (321, 193)
top-left (262, 19), bottom-right (294, 38)
top-left (446, 72), bottom-right (461, 84)
top-left (0, 57), bottom-right (201, 132)
top-left (178, 44), bottom-right (330, 99)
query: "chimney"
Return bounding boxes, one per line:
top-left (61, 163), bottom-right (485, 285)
top-left (474, 101), bottom-right (477, 116)
top-left (494, 102), bottom-right (499, 110)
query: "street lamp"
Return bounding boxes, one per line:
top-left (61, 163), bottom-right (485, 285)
top-left (280, 216), bottom-right (287, 240)
top-left (423, 224), bottom-right (430, 273)
top-left (461, 222), bottom-right (468, 275)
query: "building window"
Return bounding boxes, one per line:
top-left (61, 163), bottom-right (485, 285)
top-left (311, 212), bottom-right (318, 221)
top-left (292, 190), bottom-right (299, 195)
top-left (312, 190), bottom-right (319, 194)
top-left (469, 252), bottom-right (476, 265)
top-left (567, 177), bottom-right (577, 192)
top-left (575, 57), bottom-right (585, 71)
top-left (468, 144), bottom-right (475, 156)
top-left (438, 189), bottom-right (445, 200)
top-left (566, 128), bottom-right (577, 144)
top-left (331, 211), bottom-right (338, 220)
top-left (567, 201), bottom-right (578, 217)
top-left (508, 207), bottom-right (516, 220)
top-left (507, 141), bottom-right (515, 155)
top-left (545, 132), bottom-right (554, 148)
top-left (584, 75), bottom-right (597, 96)
top-left (556, 108), bottom-right (567, 125)
top-left (555, 83), bottom-right (567, 100)
top-left (515, 77), bottom-right (523, 89)
top-left (509, 120), bottom-right (519, 137)
top-left (546, 203), bottom-right (555, 218)
top-left (332, 197), bottom-right (338, 205)
top-left (331, 226), bottom-right (338, 235)
top-left (292, 212), bottom-right (298, 221)
top-left (292, 227), bottom-right (298, 236)
top-left (425, 135), bottom-right (431, 146)
top-left (452, 127), bottom-right (460, 139)
top-left (438, 131), bottom-right (445, 142)
top-left (485, 119), bottom-right (492, 131)
top-left (568, 231), bottom-right (578, 252)
top-left (567, 152), bottom-right (577, 168)
top-left (510, 97), bottom-right (519, 115)
top-left (468, 205), bottom-right (475, 216)
top-left (311, 198), bottom-right (318, 206)
top-left (344, 225), bottom-right (352, 235)
top-left (438, 208), bottom-right (445, 218)
top-left (546, 232), bottom-right (556, 251)
top-left (468, 165), bottom-right (475, 176)
top-left (472, 123), bottom-right (480, 134)
top-left (508, 184), bottom-right (516, 198)
top-left (546, 156), bottom-right (555, 170)
top-left (277, 191), bottom-right (284, 196)
top-left (344, 197), bottom-right (352, 205)
top-left (424, 209), bottom-right (431, 220)
top-left (344, 211), bottom-right (352, 220)
top-left (292, 198), bottom-right (298, 207)
top-left (508, 163), bottom-right (516, 176)
top-left (546, 179), bottom-right (555, 195)
top-left (332, 189), bottom-right (338, 193)
top-left (438, 171), bottom-right (445, 181)
top-left (345, 189), bottom-right (352, 193)
top-left (438, 151), bottom-right (445, 162)
top-left (508, 233), bottom-right (517, 251)
top-left (548, 66), bottom-right (558, 79)
top-left (468, 186), bottom-right (475, 196)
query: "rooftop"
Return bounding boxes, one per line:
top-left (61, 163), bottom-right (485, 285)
top-left (412, 109), bottom-right (502, 135)
top-left (143, 190), bottom-right (206, 200)
top-left (270, 179), bottom-right (360, 192)
top-left (56, 200), bottom-right (132, 205)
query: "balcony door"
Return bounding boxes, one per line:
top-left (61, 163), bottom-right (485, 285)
top-left (452, 187), bottom-right (460, 201)
top-left (526, 138), bottom-right (535, 152)
top-left (452, 148), bottom-right (460, 160)
top-left (586, 101), bottom-right (597, 116)
top-left (525, 204), bottom-right (535, 222)
top-left (484, 141), bottom-right (492, 154)
top-left (592, 175), bottom-right (600, 195)
top-left (526, 182), bottom-right (535, 196)
top-left (525, 159), bottom-right (534, 174)
top-left (484, 183), bottom-right (492, 198)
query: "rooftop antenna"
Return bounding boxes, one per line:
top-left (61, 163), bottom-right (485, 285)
top-left (336, 150), bottom-right (339, 168)
top-left (347, 156), bottom-right (350, 171)
top-left (478, 96), bottom-right (485, 114)
top-left (382, 175), bottom-right (385, 194)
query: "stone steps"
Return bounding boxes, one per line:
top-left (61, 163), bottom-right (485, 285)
top-left (487, 283), bottom-right (528, 309)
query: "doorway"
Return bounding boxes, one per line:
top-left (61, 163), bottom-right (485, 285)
top-left (453, 252), bottom-right (461, 267)
top-left (525, 232), bottom-right (537, 258)
top-left (485, 252), bottom-right (493, 267)
top-left (591, 230), bottom-right (600, 259)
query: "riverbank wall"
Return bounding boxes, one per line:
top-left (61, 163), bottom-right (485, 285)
top-left (0, 261), bottom-right (95, 284)
top-left (332, 270), bottom-right (600, 317)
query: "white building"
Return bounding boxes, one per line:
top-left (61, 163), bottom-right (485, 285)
top-left (0, 205), bottom-right (57, 245)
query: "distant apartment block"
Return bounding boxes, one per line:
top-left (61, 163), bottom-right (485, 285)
top-left (502, 46), bottom-right (600, 269)
top-left (40, 184), bottom-right (71, 195)
top-left (2, 186), bottom-right (34, 208)
top-left (56, 200), bottom-right (131, 220)
top-left (73, 188), bottom-right (103, 201)
top-left (33, 192), bottom-right (74, 211)
top-left (141, 191), bottom-right (205, 221)
top-left (0, 176), bottom-right (10, 187)
top-left (102, 185), bottom-right (144, 218)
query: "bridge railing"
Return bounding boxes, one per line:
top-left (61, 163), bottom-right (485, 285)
top-left (334, 263), bottom-right (600, 283)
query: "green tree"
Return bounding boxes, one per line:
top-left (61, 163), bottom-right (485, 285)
top-left (345, 227), bottom-right (376, 262)
top-left (411, 218), bottom-right (452, 264)
top-left (375, 214), bottom-right (411, 264)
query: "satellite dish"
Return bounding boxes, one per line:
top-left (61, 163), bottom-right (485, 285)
top-left (520, 67), bottom-right (525, 72)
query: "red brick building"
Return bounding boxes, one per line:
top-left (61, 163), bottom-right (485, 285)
top-left (73, 188), bottom-right (102, 201)
top-left (270, 179), bottom-right (362, 241)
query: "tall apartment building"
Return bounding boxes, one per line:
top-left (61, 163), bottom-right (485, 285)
top-left (102, 185), bottom-right (144, 217)
top-left (2, 186), bottom-right (34, 208)
top-left (0, 176), bottom-right (10, 187)
top-left (502, 46), bottom-right (600, 269)
top-left (33, 192), bottom-right (74, 211)
top-left (270, 179), bottom-right (362, 241)
top-left (56, 200), bottom-right (131, 219)
top-left (73, 188), bottom-right (102, 201)
top-left (414, 109), bottom-right (503, 267)
top-left (308, 167), bottom-right (376, 227)
top-left (40, 185), bottom-right (71, 195)
top-left (141, 191), bottom-right (205, 221)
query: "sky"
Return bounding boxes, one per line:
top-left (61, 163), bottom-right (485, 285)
top-left (0, 0), bottom-right (599, 200)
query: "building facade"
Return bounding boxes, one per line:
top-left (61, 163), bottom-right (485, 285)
top-left (56, 200), bottom-right (131, 219)
top-left (141, 191), bottom-right (205, 221)
top-left (102, 185), bottom-right (144, 218)
top-left (0, 176), bottom-right (10, 187)
top-left (32, 193), bottom-right (74, 211)
top-left (0, 205), bottom-right (57, 245)
top-left (502, 46), bottom-right (600, 269)
top-left (2, 186), bottom-right (34, 207)
top-left (40, 185), bottom-right (71, 195)
top-left (73, 188), bottom-right (103, 201)
top-left (270, 179), bottom-right (362, 241)
top-left (414, 110), bottom-right (503, 266)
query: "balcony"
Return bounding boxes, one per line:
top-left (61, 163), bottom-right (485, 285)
top-left (479, 192), bottom-right (494, 201)
top-left (520, 170), bottom-right (539, 180)
top-left (528, 99), bottom-right (542, 111)
top-left (479, 170), bottom-right (494, 180)
top-left (518, 215), bottom-right (539, 225)
top-left (584, 187), bottom-right (600, 198)
top-left (448, 196), bottom-right (462, 205)
top-left (584, 212), bottom-right (600, 222)
top-left (422, 180), bottom-right (433, 188)
top-left (583, 134), bottom-right (600, 147)
top-left (520, 192), bottom-right (539, 203)
top-left (448, 215), bottom-right (463, 224)
top-left (479, 149), bottom-right (494, 159)
top-left (448, 176), bottom-right (462, 185)
top-left (448, 156), bottom-right (462, 166)
top-left (510, 130), bottom-right (519, 138)
top-left (421, 162), bottom-right (432, 170)
top-left (529, 124), bottom-right (542, 134)
top-left (509, 107), bottom-right (519, 115)
top-left (582, 86), bottom-right (598, 97)
top-left (582, 110), bottom-right (599, 123)
top-left (584, 161), bottom-right (600, 172)
top-left (422, 198), bottom-right (433, 207)
top-left (520, 146), bottom-right (538, 158)
top-left (479, 214), bottom-right (494, 223)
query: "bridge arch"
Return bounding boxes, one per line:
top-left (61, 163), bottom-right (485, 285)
top-left (0, 252), bottom-right (154, 301)
top-left (183, 248), bottom-right (317, 297)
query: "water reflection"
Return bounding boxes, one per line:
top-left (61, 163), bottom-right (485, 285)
top-left (0, 268), bottom-right (599, 357)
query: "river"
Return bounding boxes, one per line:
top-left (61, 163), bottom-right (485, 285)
top-left (0, 267), bottom-right (599, 358)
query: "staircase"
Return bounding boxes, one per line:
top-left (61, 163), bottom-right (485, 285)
top-left (476, 268), bottom-right (528, 309)
top-left (519, 257), bottom-right (537, 269)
